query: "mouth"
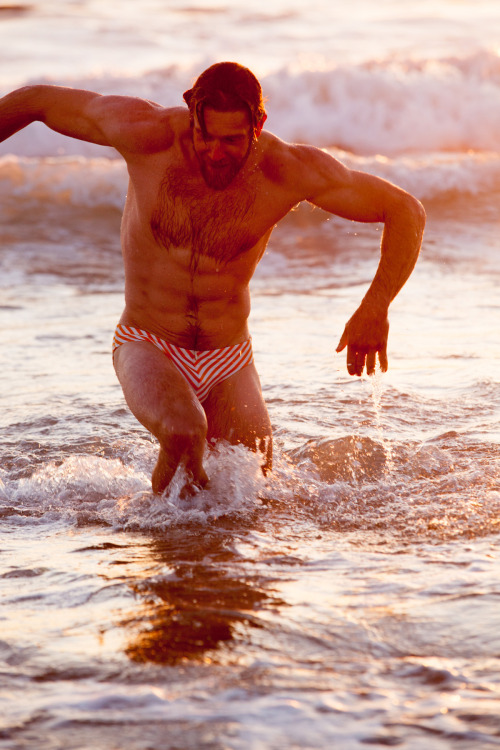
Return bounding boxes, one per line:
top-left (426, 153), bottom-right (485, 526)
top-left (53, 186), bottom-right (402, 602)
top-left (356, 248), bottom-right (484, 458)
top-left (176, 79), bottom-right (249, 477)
top-left (198, 156), bottom-right (241, 190)
top-left (205, 158), bottom-right (232, 171)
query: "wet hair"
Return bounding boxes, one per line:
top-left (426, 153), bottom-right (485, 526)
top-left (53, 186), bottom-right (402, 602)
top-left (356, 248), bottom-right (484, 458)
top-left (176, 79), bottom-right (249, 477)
top-left (183, 62), bottom-right (266, 138)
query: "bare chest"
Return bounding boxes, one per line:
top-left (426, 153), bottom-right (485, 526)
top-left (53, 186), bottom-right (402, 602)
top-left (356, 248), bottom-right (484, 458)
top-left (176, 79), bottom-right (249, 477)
top-left (150, 165), bottom-right (266, 263)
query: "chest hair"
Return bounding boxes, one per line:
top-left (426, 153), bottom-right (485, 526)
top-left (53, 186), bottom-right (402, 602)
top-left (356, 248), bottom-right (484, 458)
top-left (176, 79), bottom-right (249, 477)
top-left (150, 166), bottom-right (258, 269)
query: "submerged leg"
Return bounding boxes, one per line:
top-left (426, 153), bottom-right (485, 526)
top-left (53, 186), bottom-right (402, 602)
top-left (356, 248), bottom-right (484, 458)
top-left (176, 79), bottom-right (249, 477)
top-left (113, 341), bottom-right (208, 494)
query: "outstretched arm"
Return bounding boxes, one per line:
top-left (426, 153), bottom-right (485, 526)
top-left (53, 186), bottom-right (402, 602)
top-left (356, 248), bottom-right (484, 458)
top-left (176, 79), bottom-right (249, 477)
top-left (0, 84), bottom-right (172, 154)
top-left (295, 145), bottom-right (425, 376)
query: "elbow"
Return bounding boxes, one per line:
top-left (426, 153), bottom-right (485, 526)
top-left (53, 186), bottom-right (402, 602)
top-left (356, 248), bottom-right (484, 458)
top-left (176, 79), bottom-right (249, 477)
top-left (0, 86), bottom-right (45, 142)
top-left (413, 195), bottom-right (426, 232)
top-left (389, 192), bottom-right (425, 242)
top-left (406, 194), bottom-right (426, 236)
top-left (8, 85), bottom-right (46, 121)
top-left (16, 84), bottom-right (65, 122)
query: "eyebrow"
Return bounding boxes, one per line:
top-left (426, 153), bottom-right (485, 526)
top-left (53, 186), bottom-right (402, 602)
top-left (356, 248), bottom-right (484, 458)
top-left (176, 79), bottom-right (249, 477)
top-left (194, 124), bottom-right (249, 141)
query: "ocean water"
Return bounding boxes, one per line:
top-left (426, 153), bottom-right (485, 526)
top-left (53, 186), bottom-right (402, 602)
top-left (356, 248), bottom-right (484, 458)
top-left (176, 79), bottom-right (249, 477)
top-left (1, 1), bottom-right (500, 748)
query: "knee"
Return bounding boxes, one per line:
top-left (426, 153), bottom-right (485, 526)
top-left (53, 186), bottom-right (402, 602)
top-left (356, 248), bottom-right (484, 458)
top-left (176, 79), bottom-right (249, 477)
top-left (156, 409), bottom-right (208, 458)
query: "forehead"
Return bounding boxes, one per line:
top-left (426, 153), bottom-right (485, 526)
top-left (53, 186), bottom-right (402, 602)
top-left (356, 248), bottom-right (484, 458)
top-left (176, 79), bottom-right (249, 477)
top-left (195, 106), bottom-right (251, 135)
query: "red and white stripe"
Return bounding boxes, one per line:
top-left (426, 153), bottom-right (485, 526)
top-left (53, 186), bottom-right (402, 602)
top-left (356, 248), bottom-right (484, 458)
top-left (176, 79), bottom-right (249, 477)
top-left (113, 324), bottom-right (253, 403)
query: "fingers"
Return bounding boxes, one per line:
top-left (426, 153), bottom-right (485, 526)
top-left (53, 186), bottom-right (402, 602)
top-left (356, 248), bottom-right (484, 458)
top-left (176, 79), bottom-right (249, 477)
top-left (378, 342), bottom-right (388, 372)
top-left (366, 350), bottom-right (376, 376)
top-left (345, 346), bottom-right (388, 377)
top-left (346, 345), bottom-right (365, 376)
top-left (337, 316), bottom-right (389, 376)
top-left (336, 329), bottom-right (347, 353)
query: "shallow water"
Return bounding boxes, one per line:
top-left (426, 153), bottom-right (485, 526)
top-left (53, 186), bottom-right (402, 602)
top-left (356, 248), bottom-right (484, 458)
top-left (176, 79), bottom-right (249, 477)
top-left (2, 196), bottom-right (499, 748)
top-left (1, 1), bottom-right (500, 748)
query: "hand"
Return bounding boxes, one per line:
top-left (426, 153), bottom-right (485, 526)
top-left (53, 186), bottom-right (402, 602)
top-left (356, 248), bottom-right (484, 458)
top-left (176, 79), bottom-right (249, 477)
top-left (336, 303), bottom-right (389, 376)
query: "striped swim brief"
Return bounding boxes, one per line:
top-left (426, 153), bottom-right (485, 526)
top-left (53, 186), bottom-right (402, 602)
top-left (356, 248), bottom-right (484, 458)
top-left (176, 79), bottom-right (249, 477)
top-left (112, 324), bottom-right (253, 403)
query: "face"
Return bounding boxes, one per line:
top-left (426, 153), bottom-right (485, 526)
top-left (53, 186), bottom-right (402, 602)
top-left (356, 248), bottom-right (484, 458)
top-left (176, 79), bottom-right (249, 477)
top-left (191, 107), bottom-right (254, 190)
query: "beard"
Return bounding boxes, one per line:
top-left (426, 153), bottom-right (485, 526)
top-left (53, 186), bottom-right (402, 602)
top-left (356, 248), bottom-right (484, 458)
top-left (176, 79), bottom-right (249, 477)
top-left (197, 140), bottom-right (254, 190)
top-left (199, 157), bottom-right (243, 190)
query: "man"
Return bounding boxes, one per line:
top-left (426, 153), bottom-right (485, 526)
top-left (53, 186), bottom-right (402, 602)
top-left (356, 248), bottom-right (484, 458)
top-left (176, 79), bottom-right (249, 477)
top-left (0, 62), bottom-right (425, 494)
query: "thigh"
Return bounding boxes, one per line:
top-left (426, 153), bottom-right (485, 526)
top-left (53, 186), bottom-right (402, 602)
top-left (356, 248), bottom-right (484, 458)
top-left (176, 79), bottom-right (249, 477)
top-left (203, 362), bottom-right (272, 464)
top-left (113, 341), bottom-right (207, 441)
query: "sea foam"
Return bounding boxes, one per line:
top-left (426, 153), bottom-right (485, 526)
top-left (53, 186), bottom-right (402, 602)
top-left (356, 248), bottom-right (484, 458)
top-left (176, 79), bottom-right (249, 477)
top-left (2, 50), bottom-right (500, 157)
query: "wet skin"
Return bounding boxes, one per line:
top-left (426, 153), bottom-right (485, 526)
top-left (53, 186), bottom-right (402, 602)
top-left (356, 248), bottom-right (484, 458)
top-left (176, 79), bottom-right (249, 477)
top-left (0, 85), bottom-right (425, 492)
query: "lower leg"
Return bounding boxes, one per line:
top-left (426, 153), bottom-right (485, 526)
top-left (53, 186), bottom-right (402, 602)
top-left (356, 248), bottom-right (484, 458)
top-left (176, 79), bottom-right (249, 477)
top-left (152, 443), bottom-right (209, 495)
top-left (151, 448), bottom-right (178, 495)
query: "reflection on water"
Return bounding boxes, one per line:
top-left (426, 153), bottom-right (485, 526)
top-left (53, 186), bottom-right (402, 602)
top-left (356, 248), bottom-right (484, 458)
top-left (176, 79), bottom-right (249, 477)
top-left (123, 526), bottom-right (284, 665)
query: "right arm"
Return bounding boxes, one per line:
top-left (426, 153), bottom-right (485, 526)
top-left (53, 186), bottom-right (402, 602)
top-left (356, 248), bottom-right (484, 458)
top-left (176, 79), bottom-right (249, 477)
top-left (0, 84), bottom-right (174, 154)
top-left (268, 139), bottom-right (425, 376)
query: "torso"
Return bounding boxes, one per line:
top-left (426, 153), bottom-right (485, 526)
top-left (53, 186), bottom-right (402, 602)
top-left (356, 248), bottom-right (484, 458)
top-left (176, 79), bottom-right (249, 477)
top-left (118, 111), bottom-right (300, 349)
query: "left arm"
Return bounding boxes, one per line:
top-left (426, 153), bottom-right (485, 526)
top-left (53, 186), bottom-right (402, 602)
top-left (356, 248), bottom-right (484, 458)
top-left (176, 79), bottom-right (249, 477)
top-left (295, 145), bottom-right (426, 376)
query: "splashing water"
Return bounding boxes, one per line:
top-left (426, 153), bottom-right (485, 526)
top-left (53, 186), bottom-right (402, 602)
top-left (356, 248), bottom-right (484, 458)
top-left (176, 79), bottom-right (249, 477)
top-left (370, 369), bottom-right (395, 474)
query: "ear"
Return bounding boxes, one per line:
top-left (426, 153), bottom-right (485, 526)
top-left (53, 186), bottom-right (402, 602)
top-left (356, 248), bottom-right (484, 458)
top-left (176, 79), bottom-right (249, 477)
top-left (254, 114), bottom-right (267, 138)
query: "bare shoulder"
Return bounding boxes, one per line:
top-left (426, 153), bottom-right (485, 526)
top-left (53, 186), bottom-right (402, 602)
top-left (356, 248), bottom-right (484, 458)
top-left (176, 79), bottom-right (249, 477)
top-left (87, 94), bottom-right (187, 155)
top-left (258, 130), bottom-right (424, 222)
top-left (259, 131), bottom-right (348, 200)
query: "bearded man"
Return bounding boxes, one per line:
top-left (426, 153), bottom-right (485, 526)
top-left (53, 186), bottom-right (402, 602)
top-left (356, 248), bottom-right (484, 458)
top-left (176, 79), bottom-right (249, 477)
top-left (0, 62), bottom-right (425, 493)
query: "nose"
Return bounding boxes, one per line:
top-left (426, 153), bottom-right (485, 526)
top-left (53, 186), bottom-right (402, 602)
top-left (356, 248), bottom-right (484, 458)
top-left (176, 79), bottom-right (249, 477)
top-left (207, 139), bottom-right (226, 162)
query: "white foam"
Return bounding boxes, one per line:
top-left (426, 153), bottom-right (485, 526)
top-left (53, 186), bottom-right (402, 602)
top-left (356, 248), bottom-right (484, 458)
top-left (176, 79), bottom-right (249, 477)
top-left (2, 50), bottom-right (500, 158)
top-left (265, 51), bottom-right (500, 155)
top-left (339, 149), bottom-right (500, 200)
top-left (2, 51), bottom-right (500, 207)
top-left (1, 147), bottom-right (498, 215)
top-left (0, 154), bottom-right (127, 210)
top-left (3, 444), bottom-right (266, 530)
